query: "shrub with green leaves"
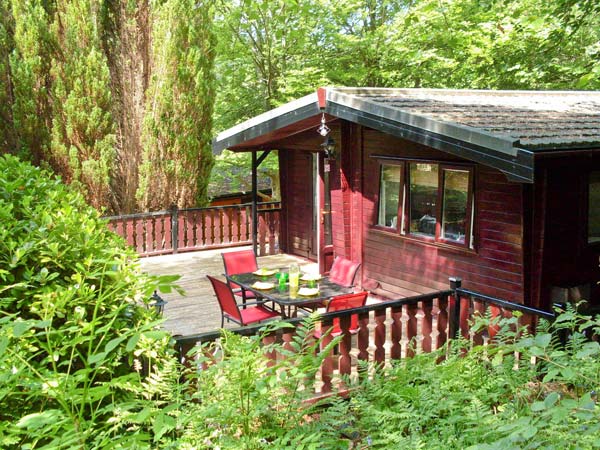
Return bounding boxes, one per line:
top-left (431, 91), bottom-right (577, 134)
top-left (347, 309), bottom-right (600, 449)
top-left (176, 316), bottom-right (349, 449)
top-left (176, 308), bottom-right (600, 449)
top-left (0, 155), bottom-right (177, 448)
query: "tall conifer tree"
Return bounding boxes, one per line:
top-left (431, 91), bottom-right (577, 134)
top-left (137, 0), bottom-right (215, 210)
top-left (0, 0), bottom-right (14, 153)
top-left (9, 0), bottom-right (53, 163)
top-left (100, 0), bottom-right (151, 213)
top-left (49, 0), bottom-right (116, 210)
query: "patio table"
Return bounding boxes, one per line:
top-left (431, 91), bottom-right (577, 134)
top-left (226, 272), bottom-right (353, 318)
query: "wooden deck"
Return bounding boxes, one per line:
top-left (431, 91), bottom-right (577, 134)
top-left (139, 247), bottom-right (313, 336)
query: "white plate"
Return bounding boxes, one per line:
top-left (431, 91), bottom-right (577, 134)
top-left (300, 273), bottom-right (322, 281)
top-left (253, 269), bottom-right (277, 276)
top-left (251, 281), bottom-right (274, 290)
top-left (298, 287), bottom-right (319, 296)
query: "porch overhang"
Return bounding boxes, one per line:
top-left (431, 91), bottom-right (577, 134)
top-left (213, 93), bottom-right (323, 154)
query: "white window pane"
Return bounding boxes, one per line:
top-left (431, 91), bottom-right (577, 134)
top-left (378, 165), bottom-right (401, 228)
top-left (589, 171), bottom-right (600, 243)
top-left (441, 169), bottom-right (469, 244)
top-left (410, 163), bottom-right (438, 237)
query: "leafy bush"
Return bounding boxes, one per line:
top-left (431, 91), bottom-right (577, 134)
top-left (347, 308), bottom-right (600, 449)
top-left (175, 316), bottom-right (351, 449)
top-left (0, 155), bottom-right (177, 448)
top-left (171, 307), bottom-right (600, 449)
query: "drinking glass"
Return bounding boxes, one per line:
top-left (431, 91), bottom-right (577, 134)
top-left (289, 263), bottom-right (300, 289)
top-left (276, 270), bottom-right (288, 289)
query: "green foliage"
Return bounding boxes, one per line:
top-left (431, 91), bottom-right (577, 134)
top-left (0, 155), bottom-right (179, 447)
top-left (0, 0), bottom-right (15, 154)
top-left (376, 0), bottom-right (598, 89)
top-left (8, 0), bottom-right (53, 163)
top-left (174, 314), bottom-right (351, 449)
top-left (208, 149), bottom-right (280, 200)
top-left (214, 0), bottom-right (325, 127)
top-left (344, 308), bottom-right (600, 448)
top-left (2, 0), bottom-right (217, 214)
top-left (49, 0), bottom-right (116, 211)
top-left (137, 0), bottom-right (216, 211)
top-left (145, 306), bottom-right (598, 448)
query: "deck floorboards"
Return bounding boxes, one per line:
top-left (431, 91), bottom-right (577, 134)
top-left (139, 247), bottom-right (312, 336)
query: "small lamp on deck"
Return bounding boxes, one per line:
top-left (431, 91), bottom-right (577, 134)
top-left (321, 136), bottom-right (336, 160)
top-left (149, 290), bottom-right (168, 316)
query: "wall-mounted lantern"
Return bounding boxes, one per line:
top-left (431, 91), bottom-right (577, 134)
top-left (321, 136), bottom-right (337, 160)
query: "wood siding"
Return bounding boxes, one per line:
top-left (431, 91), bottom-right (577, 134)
top-left (277, 122), bottom-right (529, 304)
top-left (330, 121), bottom-right (361, 262)
top-left (358, 128), bottom-right (525, 303)
top-left (281, 150), bottom-right (314, 258)
top-left (535, 155), bottom-right (600, 309)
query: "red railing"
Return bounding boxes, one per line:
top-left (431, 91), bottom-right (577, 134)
top-left (174, 285), bottom-right (554, 396)
top-left (104, 202), bottom-right (281, 257)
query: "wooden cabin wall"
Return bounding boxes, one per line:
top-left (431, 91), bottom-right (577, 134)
top-left (357, 128), bottom-right (525, 303)
top-left (280, 150), bottom-right (314, 258)
top-left (329, 121), bottom-right (362, 265)
top-left (275, 125), bottom-right (341, 262)
top-left (535, 155), bottom-right (600, 310)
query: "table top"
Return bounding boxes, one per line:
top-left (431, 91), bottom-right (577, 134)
top-left (227, 272), bottom-right (353, 307)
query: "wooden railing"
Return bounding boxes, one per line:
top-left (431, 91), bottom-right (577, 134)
top-left (104, 202), bottom-right (281, 257)
top-left (173, 280), bottom-right (556, 397)
top-left (453, 278), bottom-right (556, 343)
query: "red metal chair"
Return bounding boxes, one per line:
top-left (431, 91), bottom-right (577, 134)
top-left (221, 249), bottom-right (259, 305)
top-left (207, 275), bottom-right (279, 328)
top-left (314, 291), bottom-right (369, 338)
top-left (328, 256), bottom-right (361, 288)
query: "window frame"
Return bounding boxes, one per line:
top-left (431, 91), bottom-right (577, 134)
top-left (437, 165), bottom-right (475, 247)
top-left (587, 170), bottom-right (600, 247)
top-left (376, 160), bottom-right (404, 231)
top-left (375, 158), bottom-right (475, 250)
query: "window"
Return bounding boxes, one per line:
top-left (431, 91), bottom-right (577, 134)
top-left (588, 171), bottom-right (600, 244)
top-left (441, 169), bottom-right (470, 244)
top-left (377, 160), bottom-right (474, 249)
top-left (377, 163), bottom-right (402, 229)
top-left (409, 163), bottom-right (438, 238)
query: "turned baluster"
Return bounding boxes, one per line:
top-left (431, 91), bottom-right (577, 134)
top-left (390, 305), bottom-right (403, 360)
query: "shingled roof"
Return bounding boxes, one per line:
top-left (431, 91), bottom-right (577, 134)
top-left (343, 88), bottom-right (600, 150)
top-left (213, 87), bottom-right (600, 183)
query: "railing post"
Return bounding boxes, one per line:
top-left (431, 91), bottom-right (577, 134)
top-left (449, 277), bottom-right (462, 339)
top-left (170, 204), bottom-right (179, 254)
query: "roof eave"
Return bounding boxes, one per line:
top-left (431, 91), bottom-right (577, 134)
top-left (212, 93), bottom-right (321, 154)
top-left (324, 89), bottom-right (534, 183)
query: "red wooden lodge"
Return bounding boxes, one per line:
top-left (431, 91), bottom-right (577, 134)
top-left (213, 87), bottom-right (600, 313)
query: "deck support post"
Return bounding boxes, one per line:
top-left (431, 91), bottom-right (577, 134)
top-left (449, 277), bottom-right (462, 339)
top-left (251, 150), bottom-right (271, 256)
top-left (252, 151), bottom-right (258, 254)
top-left (170, 203), bottom-right (179, 254)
